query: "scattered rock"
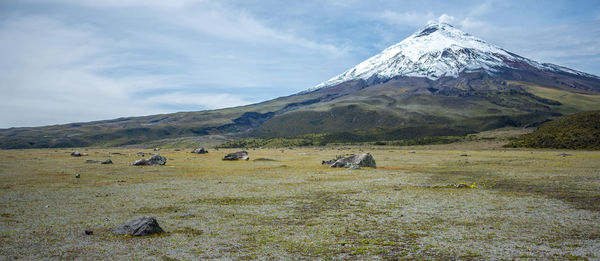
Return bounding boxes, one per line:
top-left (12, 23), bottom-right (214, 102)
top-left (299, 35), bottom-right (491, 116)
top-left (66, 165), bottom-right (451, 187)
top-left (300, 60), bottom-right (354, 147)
top-left (71, 151), bottom-right (87, 157)
top-left (84, 230), bottom-right (93, 235)
top-left (136, 152), bottom-right (146, 157)
top-left (330, 153), bottom-right (376, 168)
top-left (223, 151), bottom-right (249, 160)
top-left (131, 154), bottom-right (167, 166)
top-left (460, 154), bottom-right (469, 157)
top-left (85, 159), bottom-right (100, 163)
top-left (191, 147), bottom-right (208, 154)
top-left (75, 174), bottom-right (80, 178)
top-left (408, 150), bottom-right (416, 154)
top-left (558, 153), bottom-right (573, 157)
top-left (112, 216), bottom-right (164, 237)
top-left (153, 148), bottom-right (160, 151)
top-left (101, 159), bottom-right (113, 164)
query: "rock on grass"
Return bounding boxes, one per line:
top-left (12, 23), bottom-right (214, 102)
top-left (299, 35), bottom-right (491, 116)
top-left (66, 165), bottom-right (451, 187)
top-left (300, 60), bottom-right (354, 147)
top-left (113, 216), bottom-right (164, 237)
top-left (131, 154), bottom-right (166, 166)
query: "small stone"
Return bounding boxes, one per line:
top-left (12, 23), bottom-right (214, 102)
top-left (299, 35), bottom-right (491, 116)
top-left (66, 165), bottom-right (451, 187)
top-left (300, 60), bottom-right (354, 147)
top-left (154, 148), bottom-right (160, 151)
top-left (223, 151), bottom-right (249, 160)
top-left (460, 154), bottom-right (469, 157)
top-left (113, 216), bottom-right (164, 237)
top-left (408, 151), bottom-right (416, 154)
top-left (71, 151), bottom-right (82, 157)
top-left (85, 230), bottom-right (93, 235)
top-left (191, 147), bottom-right (208, 154)
top-left (75, 174), bottom-right (81, 178)
top-left (101, 159), bottom-right (113, 164)
top-left (330, 153), bottom-right (376, 168)
top-left (131, 154), bottom-right (167, 166)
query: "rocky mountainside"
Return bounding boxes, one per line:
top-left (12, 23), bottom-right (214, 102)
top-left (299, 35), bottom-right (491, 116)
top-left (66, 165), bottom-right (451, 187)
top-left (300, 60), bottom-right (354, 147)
top-left (1, 23), bottom-right (599, 149)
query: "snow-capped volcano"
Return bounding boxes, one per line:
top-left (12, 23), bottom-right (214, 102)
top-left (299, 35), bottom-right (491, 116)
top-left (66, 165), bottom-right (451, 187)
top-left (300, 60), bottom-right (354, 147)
top-left (309, 22), bottom-right (598, 91)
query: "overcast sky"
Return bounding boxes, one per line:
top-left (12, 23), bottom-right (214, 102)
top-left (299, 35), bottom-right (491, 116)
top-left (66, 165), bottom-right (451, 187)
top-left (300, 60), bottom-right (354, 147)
top-left (1, 0), bottom-right (599, 128)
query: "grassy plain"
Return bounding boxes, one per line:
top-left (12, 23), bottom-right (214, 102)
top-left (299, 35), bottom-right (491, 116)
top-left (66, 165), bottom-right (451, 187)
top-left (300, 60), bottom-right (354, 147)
top-left (1, 143), bottom-right (600, 260)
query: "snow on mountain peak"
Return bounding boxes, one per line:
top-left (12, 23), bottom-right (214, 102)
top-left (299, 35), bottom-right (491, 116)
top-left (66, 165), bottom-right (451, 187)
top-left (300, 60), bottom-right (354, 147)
top-left (307, 22), bottom-right (573, 92)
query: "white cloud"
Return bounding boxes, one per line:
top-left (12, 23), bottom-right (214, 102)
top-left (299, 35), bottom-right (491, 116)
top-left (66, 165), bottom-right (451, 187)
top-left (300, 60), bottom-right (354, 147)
top-left (438, 14), bottom-right (456, 24)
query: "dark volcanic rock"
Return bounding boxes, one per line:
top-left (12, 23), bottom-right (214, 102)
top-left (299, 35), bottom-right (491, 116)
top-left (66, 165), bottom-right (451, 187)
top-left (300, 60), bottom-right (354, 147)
top-left (113, 216), bottom-right (164, 237)
top-left (191, 147), bottom-right (208, 154)
top-left (330, 153), bottom-right (376, 168)
top-left (322, 159), bottom-right (337, 165)
top-left (101, 159), bottom-right (113, 164)
top-left (84, 230), bottom-right (93, 235)
top-left (223, 151), bottom-right (249, 160)
top-left (131, 154), bottom-right (167, 166)
top-left (71, 151), bottom-right (87, 157)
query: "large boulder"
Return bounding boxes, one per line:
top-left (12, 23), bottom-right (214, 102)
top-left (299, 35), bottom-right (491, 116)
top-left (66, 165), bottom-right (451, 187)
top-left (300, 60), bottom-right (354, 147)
top-left (191, 147), bottom-right (208, 154)
top-left (131, 154), bottom-right (167, 166)
top-left (330, 153), bottom-right (376, 168)
top-left (223, 151), bottom-right (249, 160)
top-left (113, 216), bottom-right (164, 237)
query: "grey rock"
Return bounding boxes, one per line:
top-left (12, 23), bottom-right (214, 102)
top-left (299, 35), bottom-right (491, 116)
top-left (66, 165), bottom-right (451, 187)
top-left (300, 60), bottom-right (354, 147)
top-left (558, 153), bottom-right (573, 157)
top-left (131, 154), bottom-right (167, 166)
top-left (223, 151), bottom-right (249, 160)
top-left (136, 152), bottom-right (146, 157)
top-left (330, 153), bottom-right (376, 168)
top-left (75, 174), bottom-right (80, 178)
top-left (84, 230), bottom-right (93, 235)
top-left (153, 147), bottom-right (160, 151)
top-left (113, 216), bottom-right (164, 237)
top-left (191, 147), bottom-right (208, 154)
top-left (85, 159), bottom-right (100, 163)
top-left (101, 159), bottom-right (113, 164)
top-left (408, 150), bottom-right (416, 154)
top-left (460, 154), bottom-right (469, 157)
top-left (348, 164), bottom-right (361, 170)
top-left (322, 159), bottom-right (336, 165)
top-left (71, 151), bottom-right (83, 157)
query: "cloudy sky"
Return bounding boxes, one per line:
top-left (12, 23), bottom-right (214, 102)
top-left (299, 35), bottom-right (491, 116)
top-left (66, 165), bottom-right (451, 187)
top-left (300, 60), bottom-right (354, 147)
top-left (1, 0), bottom-right (599, 128)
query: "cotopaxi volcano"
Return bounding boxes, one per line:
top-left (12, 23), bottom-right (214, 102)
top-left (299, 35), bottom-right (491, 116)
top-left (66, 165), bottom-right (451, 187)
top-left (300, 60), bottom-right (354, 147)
top-left (1, 23), bottom-right (599, 148)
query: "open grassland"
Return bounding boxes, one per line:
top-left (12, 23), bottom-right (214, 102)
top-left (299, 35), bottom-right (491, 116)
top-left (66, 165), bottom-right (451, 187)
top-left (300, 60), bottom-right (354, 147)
top-left (1, 145), bottom-right (600, 260)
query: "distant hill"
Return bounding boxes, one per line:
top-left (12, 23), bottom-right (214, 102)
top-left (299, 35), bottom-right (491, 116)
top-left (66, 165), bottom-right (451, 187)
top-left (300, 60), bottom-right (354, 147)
top-left (507, 111), bottom-right (600, 150)
top-left (1, 22), bottom-right (600, 149)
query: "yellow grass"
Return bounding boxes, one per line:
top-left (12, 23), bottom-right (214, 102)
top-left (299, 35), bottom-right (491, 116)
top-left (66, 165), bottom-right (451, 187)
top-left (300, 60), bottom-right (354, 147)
top-left (1, 145), bottom-right (599, 260)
